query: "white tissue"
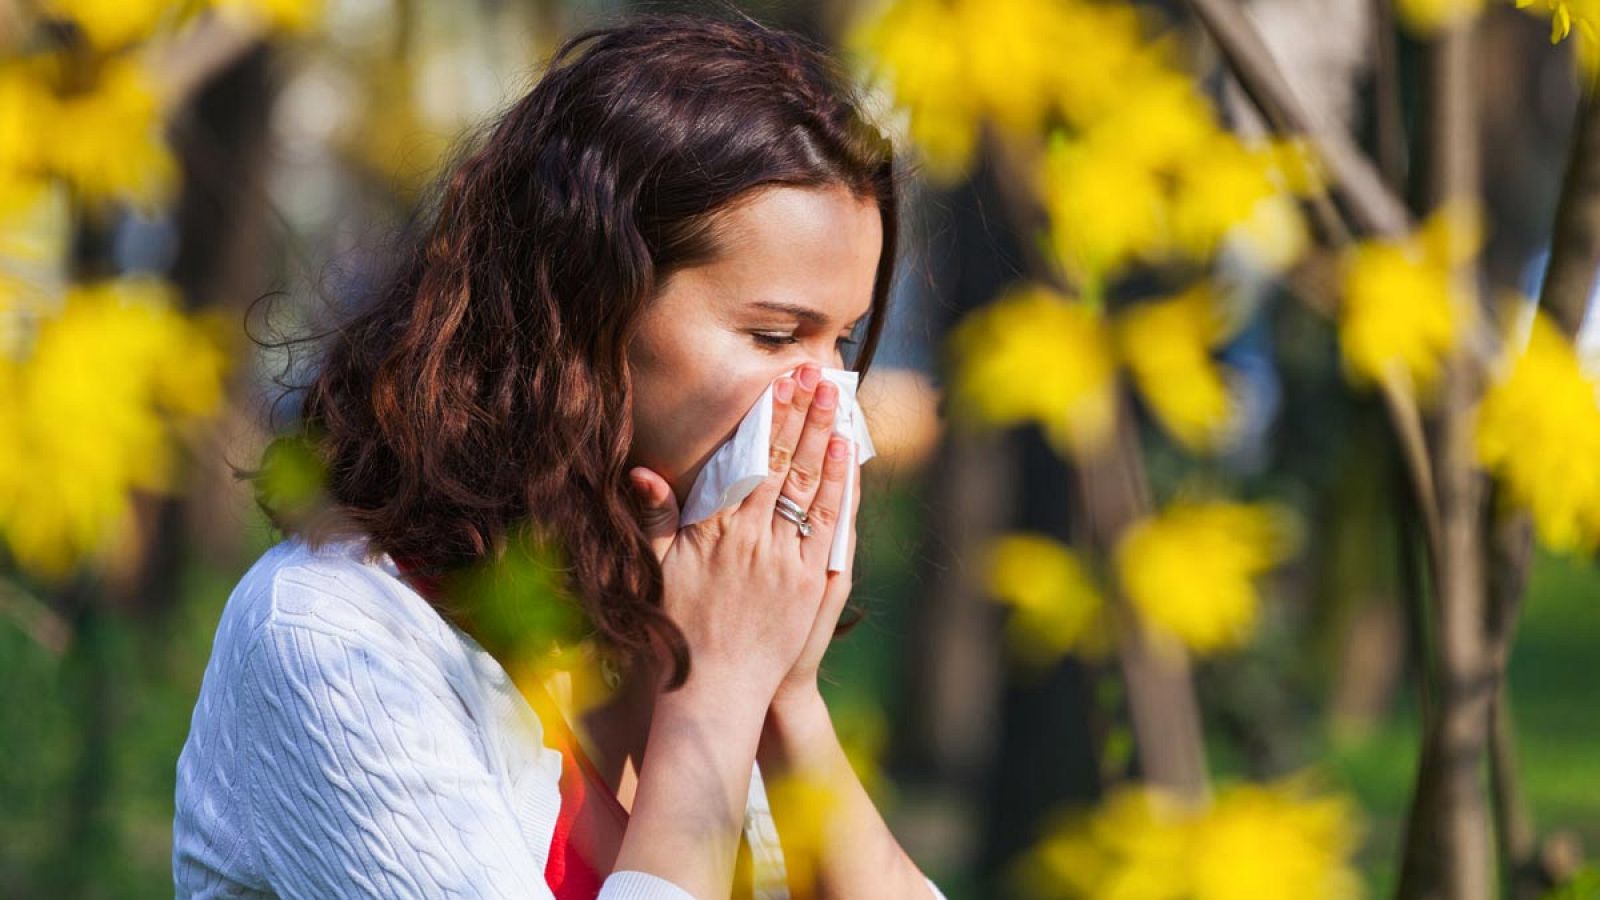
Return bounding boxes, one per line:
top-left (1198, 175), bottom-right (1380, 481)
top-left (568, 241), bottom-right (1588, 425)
top-left (679, 366), bottom-right (875, 572)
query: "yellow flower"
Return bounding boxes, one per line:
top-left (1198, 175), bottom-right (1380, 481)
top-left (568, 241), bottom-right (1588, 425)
top-left (945, 284), bottom-right (1119, 458)
top-left (1095, 69), bottom-right (1219, 174)
top-left (1040, 129), bottom-right (1169, 285)
top-left (1337, 201), bottom-right (1481, 396)
top-left (1040, 76), bottom-right (1314, 285)
top-left (846, 0), bottom-right (1151, 184)
top-left (1115, 285), bottom-right (1238, 453)
top-left (1170, 132), bottom-right (1310, 268)
top-left (1516, 0), bottom-right (1599, 43)
top-left (1016, 785), bottom-right (1195, 900)
top-left (0, 67), bottom-right (54, 195)
top-left (845, 0), bottom-right (986, 182)
top-left (984, 533), bottom-right (1112, 665)
top-left (1014, 776), bottom-right (1363, 900)
top-left (0, 278), bottom-right (229, 580)
top-left (762, 771), bottom-right (843, 898)
top-left (1047, 5), bottom-right (1168, 131)
top-left (1475, 308), bottom-right (1600, 553)
top-left (1114, 500), bottom-right (1298, 656)
top-left (851, 0), bottom-right (1313, 280)
top-left (43, 58), bottom-right (178, 208)
top-left (1189, 778), bottom-right (1365, 900)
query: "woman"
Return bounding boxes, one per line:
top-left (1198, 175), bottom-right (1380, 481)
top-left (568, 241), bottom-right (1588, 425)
top-left (173, 10), bottom-right (946, 900)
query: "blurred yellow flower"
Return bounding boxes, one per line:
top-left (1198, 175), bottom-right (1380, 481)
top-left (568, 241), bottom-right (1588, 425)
top-left (846, 0), bottom-right (1152, 183)
top-left (1475, 308), bottom-right (1600, 553)
top-left (762, 771), bottom-right (842, 899)
top-left (1017, 784), bottom-right (1194, 900)
top-left (0, 278), bottom-right (229, 580)
top-left (946, 284), bottom-right (1118, 458)
top-left (1114, 500), bottom-right (1298, 656)
top-left (1189, 778), bottom-right (1364, 900)
top-left (1337, 201), bottom-right (1481, 396)
top-left (1516, 0), bottom-right (1599, 43)
top-left (1050, 4), bottom-right (1168, 130)
top-left (1040, 130), bottom-right (1167, 286)
top-left (1115, 285), bottom-right (1237, 453)
top-left (43, 58), bottom-right (178, 208)
top-left (1518, 0), bottom-right (1600, 75)
top-left (1171, 133), bottom-right (1311, 269)
top-left (852, 0), bottom-right (1313, 281)
top-left (845, 0), bottom-right (979, 181)
top-left (1015, 777), bottom-right (1362, 900)
top-left (0, 68), bottom-right (54, 206)
top-left (1040, 80), bottom-right (1315, 285)
top-left (984, 533), bottom-right (1112, 665)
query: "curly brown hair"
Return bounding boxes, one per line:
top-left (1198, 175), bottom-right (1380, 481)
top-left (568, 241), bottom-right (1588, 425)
top-left (239, 10), bottom-right (906, 690)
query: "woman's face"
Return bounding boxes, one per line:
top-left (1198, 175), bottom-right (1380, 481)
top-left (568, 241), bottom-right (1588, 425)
top-left (626, 184), bottom-right (882, 510)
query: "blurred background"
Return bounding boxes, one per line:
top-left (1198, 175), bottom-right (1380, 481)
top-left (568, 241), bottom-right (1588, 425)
top-left (2, 0), bottom-right (1598, 897)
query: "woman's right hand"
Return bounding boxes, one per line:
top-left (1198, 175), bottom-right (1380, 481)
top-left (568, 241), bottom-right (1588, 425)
top-left (626, 362), bottom-right (852, 701)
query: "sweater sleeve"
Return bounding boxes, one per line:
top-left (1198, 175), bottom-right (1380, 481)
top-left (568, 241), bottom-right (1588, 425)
top-left (237, 620), bottom-right (695, 900)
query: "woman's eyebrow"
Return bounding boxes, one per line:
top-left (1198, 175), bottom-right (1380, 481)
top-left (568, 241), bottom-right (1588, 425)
top-left (748, 299), bottom-right (869, 328)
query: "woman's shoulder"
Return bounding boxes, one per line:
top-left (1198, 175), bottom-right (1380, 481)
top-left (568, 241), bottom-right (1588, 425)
top-left (214, 533), bottom-right (462, 668)
top-left (176, 533), bottom-right (572, 899)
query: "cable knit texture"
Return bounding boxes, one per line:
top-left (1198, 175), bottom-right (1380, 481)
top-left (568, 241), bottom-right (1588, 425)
top-left (173, 534), bottom-right (947, 899)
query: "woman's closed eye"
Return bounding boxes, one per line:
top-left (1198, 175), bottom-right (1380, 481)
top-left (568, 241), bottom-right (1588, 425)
top-left (753, 332), bottom-right (858, 350)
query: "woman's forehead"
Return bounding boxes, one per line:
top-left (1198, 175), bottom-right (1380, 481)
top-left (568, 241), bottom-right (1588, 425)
top-left (698, 186), bottom-right (881, 320)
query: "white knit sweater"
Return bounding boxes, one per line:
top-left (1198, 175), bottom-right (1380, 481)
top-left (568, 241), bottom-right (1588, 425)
top-left (172, 534), bottom-right (947, 899)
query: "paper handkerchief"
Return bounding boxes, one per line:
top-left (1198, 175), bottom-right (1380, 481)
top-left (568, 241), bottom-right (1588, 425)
top-left (680, 366), bottom-right (876, 572)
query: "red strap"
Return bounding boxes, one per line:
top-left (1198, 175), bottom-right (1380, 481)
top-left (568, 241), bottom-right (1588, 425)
top-left (547, 729), bottom-right (604, 897)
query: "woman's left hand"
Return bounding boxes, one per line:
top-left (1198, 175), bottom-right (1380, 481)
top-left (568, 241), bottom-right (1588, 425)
top-left (767, 400), bottom-right (864, 716)
top-left (626, 368), bottom-right (864, 716)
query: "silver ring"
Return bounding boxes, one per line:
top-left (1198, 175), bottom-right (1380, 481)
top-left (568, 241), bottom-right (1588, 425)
top-left (774, 501), bottom-right (813, 537)
top-left (775, 493), bottom-right (807, 519)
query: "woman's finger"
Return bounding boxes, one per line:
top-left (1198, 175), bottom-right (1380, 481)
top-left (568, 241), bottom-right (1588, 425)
top-left (739, 364), bottom-right (819, 519)
top-left (771, 379), bottom-right (836, 540)
top-left (799, 434), bottom-right (851, 567)
top-left (627, 466), bottom-right (680, 562)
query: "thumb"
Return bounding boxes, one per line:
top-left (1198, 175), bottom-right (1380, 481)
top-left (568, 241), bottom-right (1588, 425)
top-left (627, 466), bottom-right (679, 561)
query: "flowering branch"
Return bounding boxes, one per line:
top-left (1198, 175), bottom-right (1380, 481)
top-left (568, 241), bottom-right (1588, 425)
top-left (1181, 0), bottom-right (1413, 238)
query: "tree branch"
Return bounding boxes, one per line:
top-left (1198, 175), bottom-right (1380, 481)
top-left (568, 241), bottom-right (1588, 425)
top-left (1182, 0), bottom-right (1413, 238)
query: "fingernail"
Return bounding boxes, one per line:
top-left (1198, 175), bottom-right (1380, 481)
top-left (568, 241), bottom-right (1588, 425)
top-left (815, 383), bottom-right (836, 409)
top-left (828, 437), bottom-right (847, 459)
top-left (775, 378), bottom-right (794, 403)
top-left (798, 366), bottom-right (819, 389)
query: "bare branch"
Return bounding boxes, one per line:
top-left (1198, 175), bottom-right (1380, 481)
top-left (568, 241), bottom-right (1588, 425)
top-left (1183, 0), bottom-right (1413, 238)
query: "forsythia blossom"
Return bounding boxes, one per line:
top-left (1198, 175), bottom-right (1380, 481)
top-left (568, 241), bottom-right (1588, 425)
top-left (1475, 308), bottom-right (1600, 553)
top-left (1515, 0), bottom-right (1600, 74)
top-left (1114, 500), bottom-right (1299, 656)
top-left (0, 279), bottom-right (229, 580)
top-left (1115, 284), bottom-right (1240, 453)
top-left (984, 533), bottom-right (1112, 665)
top-left (1337, 201), bottom-right (1482, 398)
top-left (945, 285), bottom-right (1119, 458)
top-left (1015, 776), bottom-right (1363, 900)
